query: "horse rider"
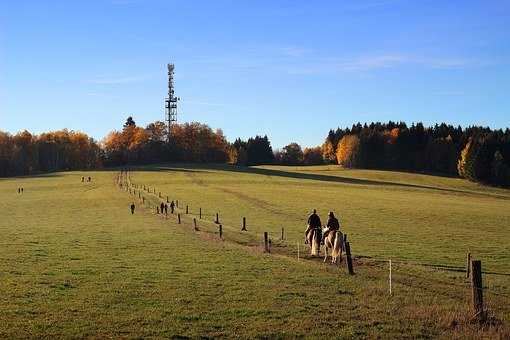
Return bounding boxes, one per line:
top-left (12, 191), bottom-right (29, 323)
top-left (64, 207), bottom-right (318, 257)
top-left (322, 211), bottom-right (340, 244)
top-left (305, 209), bottom-right (322, 244)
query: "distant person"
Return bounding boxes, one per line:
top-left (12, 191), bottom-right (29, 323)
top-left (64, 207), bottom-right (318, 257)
top-left (160, 202), bottom-right (165, 215)
top-left (17, 188), bottom-right (20, 194)
top-left (21, 187), bottom-right (23, 193)
top-left (88, 176), bottom-right (91, 182)
top-left (304, 209), bottom-right (322, 244)
top-left (322, 211), bottom-right (340, 244)
top-left (130, 203), bottom-right (135, 214)
top-left (170, 200), bottom-right (175, 214)
top-left (81, 177), bottom-right (84, 182)
top-left (164, 203), bottom-right (168, 215)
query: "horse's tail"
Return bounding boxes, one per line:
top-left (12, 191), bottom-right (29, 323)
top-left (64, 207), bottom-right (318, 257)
top-left (332, 231), bottom-right (343, 257)
top-left (311, 230), bottom-right (319, 256)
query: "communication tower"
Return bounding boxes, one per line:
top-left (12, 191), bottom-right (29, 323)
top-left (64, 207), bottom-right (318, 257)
top-left (165, 63), bottom-right (180, 140)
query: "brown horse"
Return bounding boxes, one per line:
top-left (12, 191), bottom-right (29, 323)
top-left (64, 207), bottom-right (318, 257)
top-left (306, 227), bottom-right (321, 256)
top-left (323, 229), bottom-right (343, 264)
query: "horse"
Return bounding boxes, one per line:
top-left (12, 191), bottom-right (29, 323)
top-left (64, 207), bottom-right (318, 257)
top-left (306, 227), bottom-right (321, 256)
top-left (322, 228), bottom-right (343, 264)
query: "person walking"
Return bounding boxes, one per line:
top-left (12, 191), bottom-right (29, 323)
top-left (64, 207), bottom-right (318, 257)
top-left (130, 203), bottom-right (135, 214)
top-left (170, 200), bottom-right (175, 214)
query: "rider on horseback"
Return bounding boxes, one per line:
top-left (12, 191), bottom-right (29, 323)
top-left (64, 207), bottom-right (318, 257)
top-left (322, 211), bottom-right (340, 244)
top-left (305, 209), bottom-right (322, 244)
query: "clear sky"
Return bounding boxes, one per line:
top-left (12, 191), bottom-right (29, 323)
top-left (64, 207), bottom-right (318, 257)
top-left (1, 0), bottom-right (509, 148)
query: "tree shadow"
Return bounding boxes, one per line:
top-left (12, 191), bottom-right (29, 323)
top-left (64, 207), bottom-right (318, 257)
top-left (0, 172), bottom-right (65, 181)
top-left (148, 163), bottom-right (510, 200)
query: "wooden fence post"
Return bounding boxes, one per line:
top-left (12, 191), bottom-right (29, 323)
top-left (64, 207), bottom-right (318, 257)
top-left (281, 227), bottom-right (284, 240)
top-left (166, 196), bottom-right (169, 203)
top-left (177, 213), bottom-right (181, 224)
top-left (345, 242), bottom-right (354, 275)
top-left (466, 252), bottom-right (471, 279)
top-left (389, 259), bottom-right (392, 295)
top-left (193, 218), bottom-right (198, 231)
top-left (176, 200), bottom-right (179, 208)
top-left (471, 260), bottom-right (484, 319)
top-left (264, 232), bottom-right (269, 253)
top-left (242, 217), bottom-right (247, 231)
top-left (186, 205), bottom-right (189, 214)
top-left (199, 208), bottom-right (202, 219)
top-left (219, 224), bottom-right (223, 239)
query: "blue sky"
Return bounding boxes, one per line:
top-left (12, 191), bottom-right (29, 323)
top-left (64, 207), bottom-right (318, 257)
top-left (1, 0), bottom-right (509, 148)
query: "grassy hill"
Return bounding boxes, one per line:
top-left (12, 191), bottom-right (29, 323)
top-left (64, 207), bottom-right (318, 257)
top-left (1, 165), bottom-right (509, 338)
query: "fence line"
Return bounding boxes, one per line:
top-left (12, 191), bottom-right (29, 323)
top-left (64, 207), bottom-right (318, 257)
top-left (116, 170), bottom-right (510, 305)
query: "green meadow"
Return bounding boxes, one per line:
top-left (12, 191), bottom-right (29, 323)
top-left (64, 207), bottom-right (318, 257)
top-left (1, 164), bottom-right (509, 338)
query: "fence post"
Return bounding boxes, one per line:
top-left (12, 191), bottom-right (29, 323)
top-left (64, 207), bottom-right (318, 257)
top-left (166, 196), bottom-right (169, 203)
top-left (471, 260), bottom-right (484, 319)
top-left (177, 213), bottom-right (181, 224)
top-left (176, 200), bottom-right (179, 208)
top-left (466, 252), bottom-right (471, 279)
top-left (219, 224), bottom-right (223, 239)
top-left (159, 192), bottom-right (161, 198)
top-left (193, 218), bottom-right (198, 231)
top-left (281, 227), bottom-right (284, 240)
top-left (199, 208), bottom-right (202, 219)
top-left (264, 232), bottom-right (269, 253)
top-left (215, 213), bottom-right (219, 224)
top-left (345, 242), bottom-right (354, 275)
top-left (389, 259), bottom-right (392, 295)
top-left (242, 217), bottom-right (247, 231)
top-left (186, 205), bottom-right (189, 214)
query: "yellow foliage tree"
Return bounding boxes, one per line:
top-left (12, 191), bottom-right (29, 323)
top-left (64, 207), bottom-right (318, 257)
top-left (336, 134), bottom-right (360, 168)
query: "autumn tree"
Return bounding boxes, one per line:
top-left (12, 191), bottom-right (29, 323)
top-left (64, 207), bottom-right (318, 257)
top-left (336, 135), bottom-right (360, 168)
top-left (303, 146), bottom-right (324, 165)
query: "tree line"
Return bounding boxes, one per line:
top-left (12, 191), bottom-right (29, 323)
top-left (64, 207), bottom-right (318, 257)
top-left (1, 118), bottom-right (509, 187)
top-left (0, 129), bottom-right (101, 177)
top-left (321, 122), bottom-right (510, 187)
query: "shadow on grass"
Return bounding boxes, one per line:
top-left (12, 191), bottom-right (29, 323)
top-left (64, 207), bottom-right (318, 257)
top-left (140, 163), bottom-right (510, 199)
top-left (0, 172), bottom-right (65, 181)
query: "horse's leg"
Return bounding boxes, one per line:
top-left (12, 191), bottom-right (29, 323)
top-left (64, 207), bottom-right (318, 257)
top-left (323, 244), bottom-right (328, 262)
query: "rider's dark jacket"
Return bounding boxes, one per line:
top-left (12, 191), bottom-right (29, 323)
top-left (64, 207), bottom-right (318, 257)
top-left (307, 213), bottom-right (321, 228)
top-left (326, 216), bottom-right (340, 231)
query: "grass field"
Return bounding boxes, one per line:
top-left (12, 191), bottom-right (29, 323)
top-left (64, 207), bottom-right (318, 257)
top-left (1, 164), bottom-right (509, 338)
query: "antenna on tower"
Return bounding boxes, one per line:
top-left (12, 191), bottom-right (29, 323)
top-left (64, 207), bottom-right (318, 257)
top-left (164, 63), bottom-right (179, 140)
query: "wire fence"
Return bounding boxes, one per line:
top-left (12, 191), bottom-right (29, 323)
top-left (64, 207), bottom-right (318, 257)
top-left (116, 170), bottom-right (510, 311)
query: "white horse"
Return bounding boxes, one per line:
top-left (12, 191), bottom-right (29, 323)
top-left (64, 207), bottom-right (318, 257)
top-left (322, 228), bottom-right (343, 264)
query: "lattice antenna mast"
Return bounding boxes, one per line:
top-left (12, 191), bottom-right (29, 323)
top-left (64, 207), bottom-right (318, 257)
top-left (165, 63), bottom-right (179, 140)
